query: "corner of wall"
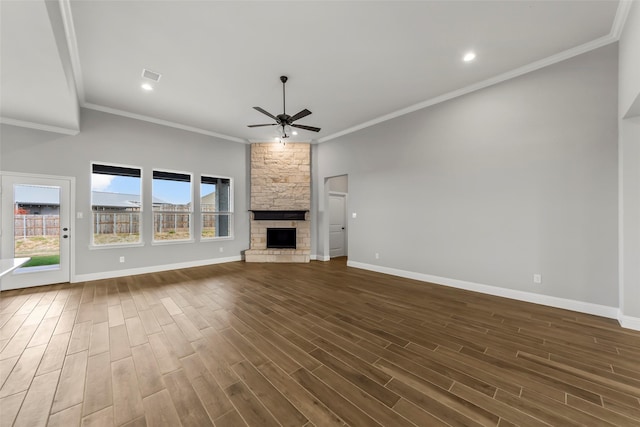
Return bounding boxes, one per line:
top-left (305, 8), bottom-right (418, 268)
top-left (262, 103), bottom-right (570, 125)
top-left (618, 312), bottom-right (640, 331)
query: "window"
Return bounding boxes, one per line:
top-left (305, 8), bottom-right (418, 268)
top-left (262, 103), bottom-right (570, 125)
top-left (153, 170), bottom-right (192, 242)
top-left (91, 163), bottom-right (142, 246)
top-left (200, 176), bottom-right (233, 239)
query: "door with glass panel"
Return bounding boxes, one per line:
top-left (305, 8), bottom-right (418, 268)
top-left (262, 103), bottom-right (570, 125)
top-left (1, 174), bottom-right (71, 290)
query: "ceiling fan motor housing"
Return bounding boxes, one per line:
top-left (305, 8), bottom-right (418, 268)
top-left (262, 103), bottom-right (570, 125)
top-left (248, 75), bottom-right (321, 134)
top-left (277, 114), bottom-right (291, 124)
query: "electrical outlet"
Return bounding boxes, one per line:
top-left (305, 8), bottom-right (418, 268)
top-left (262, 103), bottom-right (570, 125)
top-left (219, 247), bottom-right (224, 253)
top-left (375, 252), bottom-right (380, 259)
top-left (119, 256), bottom-right (125, 263)
top-left (352, 212), bottom-right (357, 219)
top-left (533, 274), bottom-right (542, 284)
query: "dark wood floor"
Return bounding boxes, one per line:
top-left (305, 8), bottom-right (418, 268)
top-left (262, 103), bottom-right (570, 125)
top-left (1, 258), bottom-right (640, 426)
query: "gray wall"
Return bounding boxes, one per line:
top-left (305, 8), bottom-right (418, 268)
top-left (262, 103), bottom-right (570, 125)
top-left (619, 0), bottom-right (640, 319)
top-left (620, 117), bottom-right (640, 318)
top-left (314, 44), bottom-right (619, 307)
top-left (1, 108), bottom-right (249, 276)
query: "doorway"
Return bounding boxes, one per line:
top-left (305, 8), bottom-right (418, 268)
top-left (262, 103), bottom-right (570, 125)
top-left (329, 192), bottom-right (347, 258)
top-left (326, 174), bottom-right (348, 260)
top-left (1, 173), bottom-right (73, 290)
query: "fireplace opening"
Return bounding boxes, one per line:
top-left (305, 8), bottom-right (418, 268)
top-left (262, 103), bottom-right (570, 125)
top-left (266, 228), bottom-right (296, 249)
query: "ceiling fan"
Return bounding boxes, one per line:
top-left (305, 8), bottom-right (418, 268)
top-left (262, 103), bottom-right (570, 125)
top-left (248, 76), bottom-right (321, 139)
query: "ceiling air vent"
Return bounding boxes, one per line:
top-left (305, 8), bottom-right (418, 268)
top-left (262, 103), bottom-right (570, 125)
top-left (142, 68), bottom-right (161, 82)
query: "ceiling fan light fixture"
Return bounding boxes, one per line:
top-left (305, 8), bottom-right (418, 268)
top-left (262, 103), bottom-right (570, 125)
top-left (275, 124), bottom-right (293, 139)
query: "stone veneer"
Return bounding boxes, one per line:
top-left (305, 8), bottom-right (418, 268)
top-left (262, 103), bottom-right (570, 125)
top-left (245, 142), bottom-right (311, 263)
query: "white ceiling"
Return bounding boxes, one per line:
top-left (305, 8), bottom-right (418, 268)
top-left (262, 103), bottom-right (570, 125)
top-left (0, 1), bottom-right (628, 143)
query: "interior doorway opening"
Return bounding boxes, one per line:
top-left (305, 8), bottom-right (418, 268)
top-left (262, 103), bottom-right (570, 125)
top-left (326, 175), bottom-right (348, 260)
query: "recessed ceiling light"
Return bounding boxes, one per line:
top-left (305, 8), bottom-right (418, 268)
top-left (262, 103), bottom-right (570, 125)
top-left (141, 83), bottom-right (153, 91)
top-left (463, 52), bottom-right (476, 62)
top-left (292, 131), bottom-right (298, 136)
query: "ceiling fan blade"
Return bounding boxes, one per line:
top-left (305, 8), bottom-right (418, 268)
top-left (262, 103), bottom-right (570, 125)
top-left (253, 106), bottom-right (277, 120)
top-left (248, 124), bottom-right (277, 128)
top-left (289, 109), bottom-right (312, 123)
top-left (291, 124), bottom-right (321, 132)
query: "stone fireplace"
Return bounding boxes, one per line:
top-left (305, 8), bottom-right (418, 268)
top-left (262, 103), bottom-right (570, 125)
top-left (245, 142), bottom-right (311, 263)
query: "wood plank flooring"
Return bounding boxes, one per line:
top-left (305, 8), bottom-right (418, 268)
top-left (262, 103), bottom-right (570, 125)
top-left (1, 258), bottom-right (640, 426)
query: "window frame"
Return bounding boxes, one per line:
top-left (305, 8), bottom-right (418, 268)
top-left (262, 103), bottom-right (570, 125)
top-left (199, 174), bottom-right (234, 241)
top-left (151, 168), bottom-right (194, 245)
top-left (90, 162), bottom-right (144, 249)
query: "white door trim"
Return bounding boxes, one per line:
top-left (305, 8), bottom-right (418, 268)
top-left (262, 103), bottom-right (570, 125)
top-left (0, 171), bottom-right (76, 286)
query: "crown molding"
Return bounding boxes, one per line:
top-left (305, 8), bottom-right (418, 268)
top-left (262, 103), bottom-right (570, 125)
top-left (56, 0), bottom-right (628, 145)
top-left (318, 1), bottom-right (631, 143)
top-left (83, 103), bottom-right (247, 143)
top-left (318, 33), bottom-right (617, 143)
top-left (611, 0), bottom-right (634, 40)
top-left (247, 138), bottom-right (312, 144)
top-left (0, 116), bottom-right (80, 135)
top-left (58, 0), bottom-right (246, 144)
top-left (59, 0), bottom-right (85, 102)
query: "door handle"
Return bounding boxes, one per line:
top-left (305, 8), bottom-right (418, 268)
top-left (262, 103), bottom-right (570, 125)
top-left (63, 235), bottom-right (69, 239)
top-left (63, 227), bottom-right (68, 231)
top-left (341, 227), bottom-right (345, 230)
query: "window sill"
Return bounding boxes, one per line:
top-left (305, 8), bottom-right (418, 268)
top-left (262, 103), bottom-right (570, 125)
top-left (200, 236), bottom-right (234, 242)
top-left (151, 239), bottom-right (195, 246)
top-left (89, 242), bottom-right (145, 250)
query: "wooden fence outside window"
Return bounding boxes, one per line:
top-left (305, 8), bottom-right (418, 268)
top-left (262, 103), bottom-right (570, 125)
top-left (14, 215), bottom-right (59, 238)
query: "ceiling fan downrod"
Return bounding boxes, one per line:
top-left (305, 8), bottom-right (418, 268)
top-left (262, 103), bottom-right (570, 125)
top-left (281, 76), bottom-right (288, 115)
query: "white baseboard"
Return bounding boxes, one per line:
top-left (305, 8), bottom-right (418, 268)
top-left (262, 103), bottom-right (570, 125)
top-left (347, 260), bottom-right (621, 321)
top-left (73, 256), bottom-right (242, 282)
top-left (70, 256), bottom-right (639, 331)
top-left (619, 314), bottom-right (640, 331)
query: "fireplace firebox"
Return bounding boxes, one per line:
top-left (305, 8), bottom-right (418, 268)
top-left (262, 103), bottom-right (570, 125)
top-left (266, 228), bottom-right (296, 249)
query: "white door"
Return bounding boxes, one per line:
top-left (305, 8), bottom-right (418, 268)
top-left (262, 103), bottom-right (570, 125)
top-left (329, 193), bottom-right (347, 258)
top-left (1, 174), bottom-right (71, 290)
